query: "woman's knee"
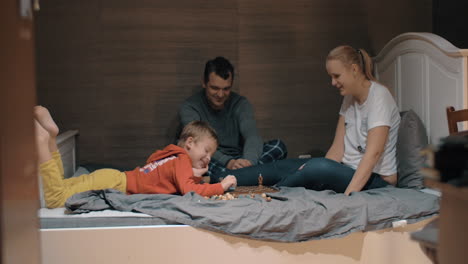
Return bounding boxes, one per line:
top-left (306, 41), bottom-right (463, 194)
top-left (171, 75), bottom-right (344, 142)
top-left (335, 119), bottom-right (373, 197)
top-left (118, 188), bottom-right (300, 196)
top-left (301, 158), bottom-right (356, 192)
top-left (301, 158), bottom-right (340, 174)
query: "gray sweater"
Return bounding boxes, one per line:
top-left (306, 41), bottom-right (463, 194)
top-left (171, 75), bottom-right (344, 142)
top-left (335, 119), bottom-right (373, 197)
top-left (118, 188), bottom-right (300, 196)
top-left (179, 90), bottom-right (263, 165)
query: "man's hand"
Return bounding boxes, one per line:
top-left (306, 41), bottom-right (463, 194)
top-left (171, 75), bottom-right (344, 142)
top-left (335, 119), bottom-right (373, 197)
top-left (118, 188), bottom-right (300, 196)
top-left (226, 159), bottom-right (253, 170)
top-left (220, 175), bottom-right (237, 191)
top-left (192, 167), bottom-right (208, 177)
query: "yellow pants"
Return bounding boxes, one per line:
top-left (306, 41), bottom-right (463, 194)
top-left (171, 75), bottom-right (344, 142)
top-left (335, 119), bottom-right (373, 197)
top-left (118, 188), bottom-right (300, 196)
top-left (40, 151), bottom-right (127, 208)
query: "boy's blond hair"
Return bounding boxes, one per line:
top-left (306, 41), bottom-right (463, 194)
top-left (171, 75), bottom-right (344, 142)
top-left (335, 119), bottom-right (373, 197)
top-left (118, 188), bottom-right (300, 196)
top-left (178, 121), bottom-right (218, 146)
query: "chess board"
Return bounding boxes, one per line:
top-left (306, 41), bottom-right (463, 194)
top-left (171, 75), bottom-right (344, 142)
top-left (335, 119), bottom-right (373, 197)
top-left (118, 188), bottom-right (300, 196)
top-left (213, 175), bottom-right (277, 200)
top-left (230, 175), bottom-right (278, 195)
top-left (230, 185), bottom-right (279, 195)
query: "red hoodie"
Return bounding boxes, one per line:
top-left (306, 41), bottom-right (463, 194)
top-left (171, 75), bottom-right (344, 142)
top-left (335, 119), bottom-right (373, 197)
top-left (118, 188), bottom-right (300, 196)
top-left (125, 144), bottom-right (224, 197)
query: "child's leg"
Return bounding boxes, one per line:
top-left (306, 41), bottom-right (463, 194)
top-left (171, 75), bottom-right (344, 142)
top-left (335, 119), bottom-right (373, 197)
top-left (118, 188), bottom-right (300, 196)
top-left (41, 163), bottom-right (126, 208)
top-left (35, 120), bottom-right (53, 164)
top-left (63, 169), bottom-right (126, 196)
top-left (35, 106), bottom-right (127, 208)
top-left (40, 159), bottom-right (66, 208)
top-left (36, 120), bottom-right (67, 208)
top-left (34, 106), bottom-right (59, 152)
top-left (34, 106), bottom-right (64, 176)
top-left (51, 151), bottom-right (64, 178)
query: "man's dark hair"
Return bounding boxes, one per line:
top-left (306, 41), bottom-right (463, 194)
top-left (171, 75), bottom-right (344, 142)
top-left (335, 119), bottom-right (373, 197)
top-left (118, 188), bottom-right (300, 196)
top-left (203, 56), bottom-right (235, 84)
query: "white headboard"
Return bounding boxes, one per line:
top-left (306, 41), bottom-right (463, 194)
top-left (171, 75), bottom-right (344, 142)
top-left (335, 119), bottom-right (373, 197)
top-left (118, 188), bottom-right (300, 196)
top-left (374, 32), bottom-right (468, 144)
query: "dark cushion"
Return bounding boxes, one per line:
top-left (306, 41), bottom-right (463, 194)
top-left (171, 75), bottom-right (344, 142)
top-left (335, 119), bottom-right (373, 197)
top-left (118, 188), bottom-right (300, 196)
top-left (396, 110), bottom-right (428, 189)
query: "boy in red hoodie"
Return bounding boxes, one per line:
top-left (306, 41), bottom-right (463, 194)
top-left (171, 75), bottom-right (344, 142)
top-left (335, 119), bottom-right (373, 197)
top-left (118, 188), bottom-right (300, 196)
top-left (35, 106), bottom-right (237, 208)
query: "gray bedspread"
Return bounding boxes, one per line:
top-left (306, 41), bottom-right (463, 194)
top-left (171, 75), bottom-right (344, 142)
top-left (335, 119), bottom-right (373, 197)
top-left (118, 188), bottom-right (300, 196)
top-left (65, 186), bottom-right (439, 242)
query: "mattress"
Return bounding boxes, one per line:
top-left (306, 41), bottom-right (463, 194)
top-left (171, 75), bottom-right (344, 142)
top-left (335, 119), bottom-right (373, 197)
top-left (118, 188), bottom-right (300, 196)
top-left (39, 207), bottom-right (174, 228)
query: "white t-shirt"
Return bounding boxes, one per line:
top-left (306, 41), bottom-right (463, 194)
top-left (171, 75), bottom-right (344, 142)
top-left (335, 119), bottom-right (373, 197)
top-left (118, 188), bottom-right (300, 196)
top-left (339, 81), bottom-right (400, 176)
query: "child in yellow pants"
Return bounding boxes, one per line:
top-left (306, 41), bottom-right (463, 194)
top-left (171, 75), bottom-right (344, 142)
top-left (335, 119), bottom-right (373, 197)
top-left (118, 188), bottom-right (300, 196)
top-left (35, 106), bottom-right (236, 208)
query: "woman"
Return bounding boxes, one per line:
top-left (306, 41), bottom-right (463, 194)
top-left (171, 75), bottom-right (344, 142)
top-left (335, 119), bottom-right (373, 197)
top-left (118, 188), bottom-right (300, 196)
top-left (218, 46), bottom-right (400, 195)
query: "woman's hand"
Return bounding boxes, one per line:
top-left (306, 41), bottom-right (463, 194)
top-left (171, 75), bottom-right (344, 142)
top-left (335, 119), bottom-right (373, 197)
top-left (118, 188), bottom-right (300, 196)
top-left (344, 126), bottom-right (389, 194)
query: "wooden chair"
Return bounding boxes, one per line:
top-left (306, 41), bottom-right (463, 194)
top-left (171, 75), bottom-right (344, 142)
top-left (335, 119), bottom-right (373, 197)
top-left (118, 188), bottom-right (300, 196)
top-left (446, 106), bottom-right (468, 135)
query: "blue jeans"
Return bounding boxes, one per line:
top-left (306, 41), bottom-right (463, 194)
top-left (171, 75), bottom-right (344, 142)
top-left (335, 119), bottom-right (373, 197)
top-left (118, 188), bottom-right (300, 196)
top-left (218, 157), bottom-right (389, 193)
top-left (209, 139), bottom-right (287, 183)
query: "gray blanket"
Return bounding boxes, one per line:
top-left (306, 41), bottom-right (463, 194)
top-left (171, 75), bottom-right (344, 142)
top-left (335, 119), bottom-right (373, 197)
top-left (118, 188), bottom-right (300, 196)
top-left (65, 186), bottom-right (439, 242)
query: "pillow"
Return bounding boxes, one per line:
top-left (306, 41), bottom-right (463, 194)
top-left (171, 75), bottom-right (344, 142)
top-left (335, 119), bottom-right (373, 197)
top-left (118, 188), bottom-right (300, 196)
top-left (396, 110), bottom-right (428, 189)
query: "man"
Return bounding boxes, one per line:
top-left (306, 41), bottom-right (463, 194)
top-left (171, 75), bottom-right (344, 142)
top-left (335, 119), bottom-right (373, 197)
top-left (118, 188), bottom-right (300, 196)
top-left (178, 56), bottom-right (287, 182)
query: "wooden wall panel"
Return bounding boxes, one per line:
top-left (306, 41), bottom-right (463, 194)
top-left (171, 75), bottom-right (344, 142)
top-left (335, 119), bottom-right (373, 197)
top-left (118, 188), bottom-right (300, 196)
top-left (238, 0), bottom-right (372, 157)
top-left (365, 0), bottom-right (432, 53)
top-left (35, 0), bottom-right (432, 167)
top-left (36, 0), bottom-right (238, 168)
top-left (433, 0), bottom-right (468, 48)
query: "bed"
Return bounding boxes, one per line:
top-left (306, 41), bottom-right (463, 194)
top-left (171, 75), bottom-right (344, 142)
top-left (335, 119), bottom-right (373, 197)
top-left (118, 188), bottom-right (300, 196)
top-left (39, 32), bottom-right (468, 264)
top-left (374, 32), bottom-right (468, 143)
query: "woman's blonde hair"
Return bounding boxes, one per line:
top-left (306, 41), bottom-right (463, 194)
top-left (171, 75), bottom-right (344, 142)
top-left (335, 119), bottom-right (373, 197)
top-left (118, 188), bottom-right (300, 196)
top-left (327, 46), bottom-right (375, 81)
top-left (178, 120), bottom-right (218, 146)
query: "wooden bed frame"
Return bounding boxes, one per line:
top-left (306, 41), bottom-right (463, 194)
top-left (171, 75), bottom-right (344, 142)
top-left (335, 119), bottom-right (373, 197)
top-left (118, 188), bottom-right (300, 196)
top-left (41, 219), bottom-right (433, 264)
top-left (40, 32), bottom-right (468, 264)
top-left (374, 32), bottom-right (468, 144)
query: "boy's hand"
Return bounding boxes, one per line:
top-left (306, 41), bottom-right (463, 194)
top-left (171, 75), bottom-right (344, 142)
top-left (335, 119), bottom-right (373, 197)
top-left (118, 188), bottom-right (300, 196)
top-left (192, 167), bottom-right (208, 177)
top-left (220, 175), bottom-right (237, 191)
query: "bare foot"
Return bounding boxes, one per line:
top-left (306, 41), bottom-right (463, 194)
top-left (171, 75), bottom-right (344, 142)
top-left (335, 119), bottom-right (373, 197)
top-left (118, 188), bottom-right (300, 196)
top-left (35, 120), bottom-right (53, 164)
top-left (34, 106), bottom-right (59, 137)
top-left (34, 119), bottom-right (49, 144)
